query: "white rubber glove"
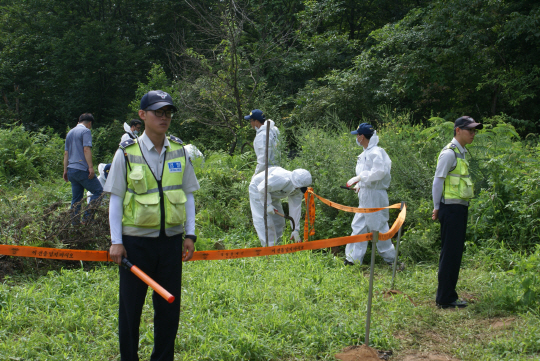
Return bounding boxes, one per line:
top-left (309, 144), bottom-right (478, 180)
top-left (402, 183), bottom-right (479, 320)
top-left (346, 175), bottom-right (362, 187)
top-left (290, 230), bottom-right (301, 243)
top-left (353, 183), bottom-right (360, 193)
top-left (267, 204), bottom-right (276, 216)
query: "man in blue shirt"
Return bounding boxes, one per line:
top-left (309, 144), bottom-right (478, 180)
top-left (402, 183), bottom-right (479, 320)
top-left (63, 113), bottom-right (103, 224)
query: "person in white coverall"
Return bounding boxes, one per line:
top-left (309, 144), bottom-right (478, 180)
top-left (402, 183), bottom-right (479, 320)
top-left (86, 163), bottom-right (111, 203)
top-left (245, 109), bottom-right (280, 175)
top-left (344, 123), bottom-right (397, 266)
top-left (249, 167), bottom-right (312, 247)
top-left (184, 144), bottom-right (205, 170)
top-left (120, 119), bottom-right (142, 143)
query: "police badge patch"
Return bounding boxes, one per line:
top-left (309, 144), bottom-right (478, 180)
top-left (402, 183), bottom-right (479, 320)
top-left (168, 162), bottom-right (182, 173)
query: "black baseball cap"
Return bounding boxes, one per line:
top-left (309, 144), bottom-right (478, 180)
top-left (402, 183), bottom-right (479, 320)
top-left (351, 123), bottom-right (374, 136)
top-left (140, 90), bottom-right (178, 112)
top-left (455, 116), bottom-right (483, 130)
top-left (244, 109), bottom-right (265, 122)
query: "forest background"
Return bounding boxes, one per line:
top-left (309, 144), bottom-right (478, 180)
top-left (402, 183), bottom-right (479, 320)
top-left (0, 0), bottom-right (539, 360)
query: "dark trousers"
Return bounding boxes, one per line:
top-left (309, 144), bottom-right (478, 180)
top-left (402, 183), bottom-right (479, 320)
top-left (436, 203), bottom-right (468, 304)
top-left (119, 234), bottom-right (184, 361)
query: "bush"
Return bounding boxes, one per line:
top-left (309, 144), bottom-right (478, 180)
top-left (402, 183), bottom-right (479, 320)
top-left (91, 120), bottom-right (126, 164)
top-left (194, 150), bottom-right (258, 249)
top-left (0, 125), bottom-right (64, 184)
top-left (480, 245), bottom-right (540, 313)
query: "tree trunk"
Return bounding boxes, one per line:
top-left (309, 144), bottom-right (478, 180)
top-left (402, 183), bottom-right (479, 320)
top-left (228, 134), bottom-right (238, 155)
top-left (1, 89), bottom-right (9, 109)
top-left (490, 85), bottom-right (499, 116)
top-left (14, 84), bottom-right (20, 124)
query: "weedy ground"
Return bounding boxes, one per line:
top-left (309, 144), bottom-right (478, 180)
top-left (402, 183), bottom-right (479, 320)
top-left (0, 244), bottom-right (538, 361)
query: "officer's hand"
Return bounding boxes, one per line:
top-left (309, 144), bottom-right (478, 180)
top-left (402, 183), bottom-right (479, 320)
top-left (88, 169), bottom-right (95, 179)
top-left (353, 183), bottom-right (360, 193)
top-left (109, 244), bottom-right (127, 265)
top-left (183, 237), bottom-right (195, 261)
top-left (63, 170), bottom-right (68, 182)
top-left (432, 209), bottom-right (439, 221)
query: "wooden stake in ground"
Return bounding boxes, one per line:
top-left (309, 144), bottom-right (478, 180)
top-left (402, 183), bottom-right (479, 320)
top-left (263, 121), bottom-right (270, 248)
top-left (364, 230), bottom-right (378, 346)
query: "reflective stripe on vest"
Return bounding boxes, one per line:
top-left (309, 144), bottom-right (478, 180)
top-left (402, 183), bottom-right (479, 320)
top-left (440, 143), bottom-right (474, 202)
top-left (122, 138), bottom-right (187, 231)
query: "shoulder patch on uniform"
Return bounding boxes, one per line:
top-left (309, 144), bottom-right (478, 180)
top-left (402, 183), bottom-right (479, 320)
top-left (119, 138), bottom-right (136, 149)
top-left (169, 135), bottom-right (183, 145)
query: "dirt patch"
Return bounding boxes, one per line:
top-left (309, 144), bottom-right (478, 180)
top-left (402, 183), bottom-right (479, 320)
top-left (335, 345), bottom-right (391, 361)
top-left (214, 241), bottom-right (226, 250)
top-left (490, 317), bottom-right (515, 330)
top-left (400, 353), bottom-right (460, 361)
top-left (382, 289), bottom-right (416, 306)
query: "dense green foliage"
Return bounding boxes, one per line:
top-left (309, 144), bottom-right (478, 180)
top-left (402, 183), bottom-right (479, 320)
top-left (0, 125), bottom-right (64, 184)
top-left (293, 0), bottom-right (540, 130)
top-left (2, 0), bottom-right (539, 137)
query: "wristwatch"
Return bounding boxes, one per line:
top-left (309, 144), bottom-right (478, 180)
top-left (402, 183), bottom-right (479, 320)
top-left (185, 235), bottom-right (197, 243)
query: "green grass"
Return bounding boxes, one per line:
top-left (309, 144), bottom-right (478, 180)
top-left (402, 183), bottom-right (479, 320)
top-left (1, 249), bottom-right (539, 360)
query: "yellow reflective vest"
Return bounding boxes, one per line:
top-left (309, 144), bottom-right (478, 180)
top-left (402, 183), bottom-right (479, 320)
top-left (440, 143), bottom-right (474, 202)
top-left (121, 136), bottom-right (187, 232)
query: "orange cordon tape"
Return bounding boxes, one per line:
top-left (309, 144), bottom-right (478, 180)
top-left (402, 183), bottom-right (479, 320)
top-left (303, 187), bottom-right (402, 241)
top-left (190, 204), bottom-right (405, 261)
top-left (0, 204), bottom-right (406, 262)
top-left (0, 245), bottom-right (111, 262)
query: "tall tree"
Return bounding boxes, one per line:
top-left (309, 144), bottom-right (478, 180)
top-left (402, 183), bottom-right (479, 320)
top-left (293, 0), bottom-right (540, 129)
top-left (168, 0), bottom-right (297, 153)
top-left (0, 0), bottom-right (186, 131)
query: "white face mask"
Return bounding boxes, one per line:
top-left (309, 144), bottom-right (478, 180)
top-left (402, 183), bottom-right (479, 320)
top-left (133, 130), bottom-right (139, 135)
top-left (356, 138), bottom-right (362, 147)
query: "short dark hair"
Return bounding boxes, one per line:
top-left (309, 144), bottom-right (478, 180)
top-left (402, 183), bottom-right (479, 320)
top-left (79, 113), bottom-right (94, 124)
top-left (130, 119), bottom-right (142, 127)
top-left (364, 133), bottom-right (373, 140)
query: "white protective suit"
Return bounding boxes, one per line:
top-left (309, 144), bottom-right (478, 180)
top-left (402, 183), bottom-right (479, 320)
top-left (253, 119), bottom-right (280, 175)
top-left (184, 144), bottom-right (205, 170)
top-left (86, 163), bottom-right (109, 203)
top-left (249, 167), bottom-right (312, 247)
top-left (120, 122), bottom-right (137, 143)
top-left (345, 132), bottom-right (397, 264)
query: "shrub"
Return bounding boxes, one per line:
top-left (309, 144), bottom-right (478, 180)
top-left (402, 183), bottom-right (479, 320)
top-left (0, 125), bottom-right (64, 184)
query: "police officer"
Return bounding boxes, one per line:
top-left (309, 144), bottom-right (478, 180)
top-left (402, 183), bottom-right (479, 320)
top-left (104, 90), bottom-right (199, 360)
top-left (432, 116), bottom-right (483, 309)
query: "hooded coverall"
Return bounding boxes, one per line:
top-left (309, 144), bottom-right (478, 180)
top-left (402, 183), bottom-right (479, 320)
top-left (253, 119), bottom-right (280, 175)
top-left (345, 132), bottom-right (396, 264)
top-left (121, 122), bottom-right (137, 143)
top-left (249, 167), bottom-right (312, 247)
